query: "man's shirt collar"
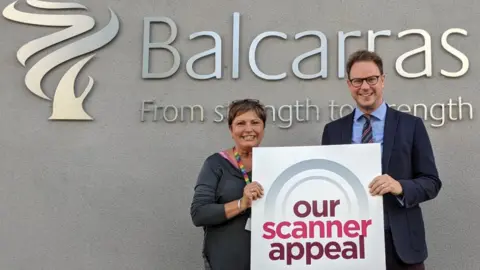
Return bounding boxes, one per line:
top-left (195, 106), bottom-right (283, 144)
top-left (353, 101), bottom-right (387, 121)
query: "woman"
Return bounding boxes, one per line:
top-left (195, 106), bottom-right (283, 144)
top-left (190, 99), bottom-right (266, 270)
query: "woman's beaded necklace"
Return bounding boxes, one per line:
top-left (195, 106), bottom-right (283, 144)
top-left (233, 147), bottom-right (251, 184)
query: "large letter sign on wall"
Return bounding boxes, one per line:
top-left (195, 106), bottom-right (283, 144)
top-left (2, 0), bottom-right (119, 121)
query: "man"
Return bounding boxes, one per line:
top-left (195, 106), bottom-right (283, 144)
top-left (321, 50), bottom-right (442, 270)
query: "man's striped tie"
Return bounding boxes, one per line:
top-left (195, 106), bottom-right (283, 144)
top-left (361, 115), bottom-right (374, 143)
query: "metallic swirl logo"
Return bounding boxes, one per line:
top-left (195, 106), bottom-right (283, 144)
top-left (2, 0), bottom-right (120, 120)
top-left (264, 159), bottom-right (370, 221)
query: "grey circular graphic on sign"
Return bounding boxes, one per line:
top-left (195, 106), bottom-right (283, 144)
top-left (264, 159), bottom-right (369, 221)
top-left (281, 176), bottom-right (352, 217)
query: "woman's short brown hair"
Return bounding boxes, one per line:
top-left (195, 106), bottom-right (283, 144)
top-left (228, 99), bottom-right (267, 127)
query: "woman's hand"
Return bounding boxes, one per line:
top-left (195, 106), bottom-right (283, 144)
top-left (240, 181), bottom-right (264, 210)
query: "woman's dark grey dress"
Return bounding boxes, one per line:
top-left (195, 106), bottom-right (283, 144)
top-left (190, 152), bottom-right (252, 270)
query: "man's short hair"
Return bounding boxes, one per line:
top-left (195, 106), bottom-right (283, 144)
top-left (346, 50), bottom-right (384, 78)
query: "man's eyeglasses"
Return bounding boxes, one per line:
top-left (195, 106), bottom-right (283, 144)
top-left (349, 75), bottom-right (382, 87)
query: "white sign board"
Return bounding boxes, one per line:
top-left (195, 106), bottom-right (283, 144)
top-left (251, 144), bottom-right (385, 269)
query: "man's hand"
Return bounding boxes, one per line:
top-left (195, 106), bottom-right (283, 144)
top-left (369, 174), bottom-right (403, 196)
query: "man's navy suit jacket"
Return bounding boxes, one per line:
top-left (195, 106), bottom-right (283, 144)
top-left (321, 106), bottom-right (442, 264)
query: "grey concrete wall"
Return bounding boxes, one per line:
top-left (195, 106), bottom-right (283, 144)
top-left (0, 0), bottom-right (478, 269)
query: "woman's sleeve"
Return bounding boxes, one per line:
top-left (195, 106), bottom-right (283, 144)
top-left (190, 157), bottom-right (229, 227)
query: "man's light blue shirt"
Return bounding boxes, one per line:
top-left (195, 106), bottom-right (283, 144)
top-left (352, 101), bottom-right (386, 148)
top-left (351, 101), bottom-right (404, 206)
